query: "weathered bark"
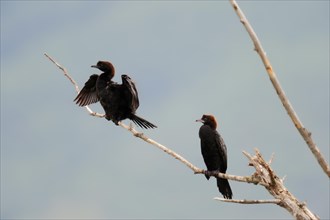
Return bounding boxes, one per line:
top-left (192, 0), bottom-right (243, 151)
top-left (229, 0), bottom-right (329, 177)
top-left (242, 150), bottom-right (319, 220)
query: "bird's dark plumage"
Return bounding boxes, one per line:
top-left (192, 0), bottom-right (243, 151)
top-left (74, 61), bottom-right (157, 129)
top-left (74, 74), bottom-right (99, 106)
top-left (196, 114), bottom-right (233, 199)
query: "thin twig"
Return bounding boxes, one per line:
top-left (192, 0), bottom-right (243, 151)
top-left (229, 0), bottom-right (330, 177)
top-left (268, 153), bottom-right (275, 165)
top-left (214, 197), bottom-right (281, 205)
top-left (44, 53), bottom-right (104, 118)
top-left (44, 53), bottom-right (79, 93)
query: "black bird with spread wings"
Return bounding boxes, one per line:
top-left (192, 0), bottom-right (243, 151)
top-left (196, 114), bottom-right (233, 199)
top-left (74, 61), bottom-right (157, 129)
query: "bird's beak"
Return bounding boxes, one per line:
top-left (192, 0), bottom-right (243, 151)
top-left (91, 64), bottom-right (98, 68)
top-left (196, 119), bottom-right (204, 123)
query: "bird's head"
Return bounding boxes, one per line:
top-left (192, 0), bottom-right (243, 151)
top-left (196, 114), bottom-right (217, 130)
top-left (91, 61), bottom-right (115, 74)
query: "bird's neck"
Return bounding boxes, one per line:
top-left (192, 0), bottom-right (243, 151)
top-left (100, 71), bottom-right (114, 81)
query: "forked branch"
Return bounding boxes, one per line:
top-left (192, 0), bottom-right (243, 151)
top-left (45, 53), bottom-right (318, 219)
top-left (242, 149), bottom-right (319, 220)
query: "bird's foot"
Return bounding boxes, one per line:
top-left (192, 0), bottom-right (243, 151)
top-left (204, 170), bottom-right (212, 180)
top-left (110, 118), bottom-right (119, 126)
top-left (204, 170), bottom-right (221, 179)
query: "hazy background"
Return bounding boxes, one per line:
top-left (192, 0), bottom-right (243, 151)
top-left (1, 1), bottom-right (329, 219)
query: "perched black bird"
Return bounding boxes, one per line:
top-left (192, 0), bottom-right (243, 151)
top-left (196, 114), bottom-right (233, 199)
top-left (74, 61), bottom-right (157, 129)
top-left (74, 61), bottom-right (115, 107)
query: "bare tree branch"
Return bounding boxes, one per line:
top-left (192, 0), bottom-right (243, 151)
top-left (197, 169), bottom-right (262, 186)
top-left (44, 53), bottom-right (79, 93)
top-left (214, 197), bottom-right (281, 205)
top-left (229, 0), bottom-right (330, 177)
top-left (268, 153), bottom-right (275, 165)
top-left (243, 149), bottom-right (319, 220)
top-left (118, 122), bottom-right (204, 173)
top-left (45, 53), bottom-right (319, 219)
top-left (43, 52), bottom-right (258, 185)
top-left (44, 53), bottom-right (104, 118)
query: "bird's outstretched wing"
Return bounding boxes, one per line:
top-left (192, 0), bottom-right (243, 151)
top-left (74, 74), bottom-right (99, 106)
top-left (121, 74), bottom-right (139, 111)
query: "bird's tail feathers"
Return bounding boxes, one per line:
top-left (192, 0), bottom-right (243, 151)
top-left (217, 178), bottom-right (233, 199)
top-left (130, 114), bottom-right (157, 129)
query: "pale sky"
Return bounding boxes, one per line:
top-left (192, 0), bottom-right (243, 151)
top-left (1, 1), bottom-right (329, 219)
